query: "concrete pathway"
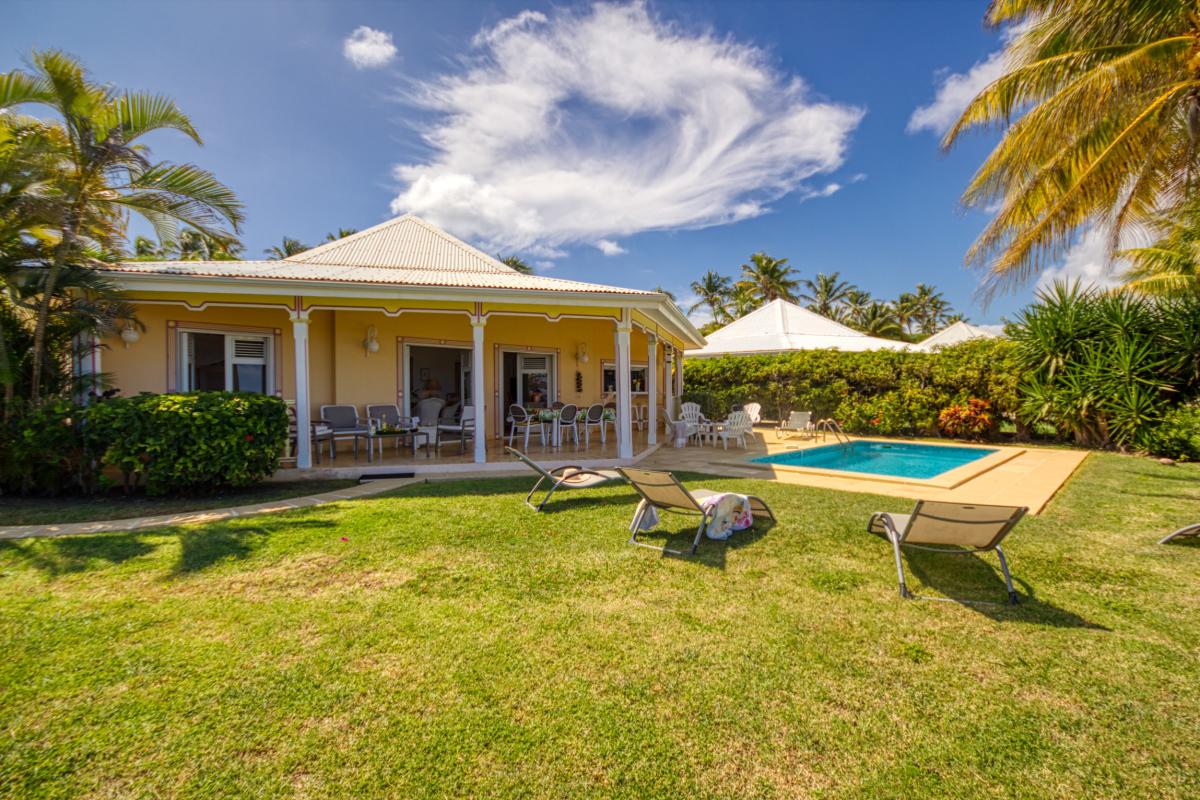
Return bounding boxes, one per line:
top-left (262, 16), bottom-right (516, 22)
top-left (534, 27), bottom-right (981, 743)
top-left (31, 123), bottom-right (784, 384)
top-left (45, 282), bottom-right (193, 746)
top-left (0, 477), bottom-right (425, 541)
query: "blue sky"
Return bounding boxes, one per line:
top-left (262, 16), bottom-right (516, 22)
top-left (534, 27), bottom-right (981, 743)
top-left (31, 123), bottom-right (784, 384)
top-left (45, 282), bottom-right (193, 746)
top-left (4, 0), bottom-right (1080, 326)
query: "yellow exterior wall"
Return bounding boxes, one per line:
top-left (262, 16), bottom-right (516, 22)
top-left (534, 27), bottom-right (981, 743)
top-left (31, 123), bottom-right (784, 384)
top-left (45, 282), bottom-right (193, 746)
top-left (103, 295), bottom-right (684, 440)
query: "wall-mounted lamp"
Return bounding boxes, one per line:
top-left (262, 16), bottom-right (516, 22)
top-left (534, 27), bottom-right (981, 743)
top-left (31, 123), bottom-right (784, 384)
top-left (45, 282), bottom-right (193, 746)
top-left (575, 343), bottom-right (589, 364)
top-left (120, 322), bottom-right (141, 349)
top-left (363, 325), bottom-right (380, 356)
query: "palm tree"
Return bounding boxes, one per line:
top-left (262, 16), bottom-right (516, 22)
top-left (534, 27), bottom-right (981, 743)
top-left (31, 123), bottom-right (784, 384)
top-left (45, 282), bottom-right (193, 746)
top-left (132, 235), bottom-right (164, 259)
top-left (498, 255), bottom-right (533, 274)
top-left (842, 288), bottom-right (873, 325)
top-left (740, 252), bottom-right (800, 303)
top-left (688, 270), bottom-right (732, 320)
top-left (1121, 200), bottom-right (1200, 296)
top-left (324, 228), bottom-right (358, 242)
top-left (651, 286), bottom-right (677, 302)
top-left (893, 292), bottom-right (920, 335)
top-left (943, 2), bottom-right (1200, 293)
top-left (0, 50), bottom-right (243, 401)
top-left (728, 281), bottom-right (762, 319)
top-left (854, 302), bottom-right (902, 339)
top-left (264, 237), bottom-right (308, 259)
top-left (911, 283), bottom-right (950, 334)
top-left (800, 271), bottom-right (855, 318)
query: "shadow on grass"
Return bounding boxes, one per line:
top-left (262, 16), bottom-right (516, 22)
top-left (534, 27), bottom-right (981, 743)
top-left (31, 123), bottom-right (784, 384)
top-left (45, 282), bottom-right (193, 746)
top-left (0, 534), bottom-right (155, 578)
top-left (631, 517), bottom-right (776, 570)
top-left (170, 517), bottom-right (338, 575)
top-left (902, 548), bottom-right (1108, 629)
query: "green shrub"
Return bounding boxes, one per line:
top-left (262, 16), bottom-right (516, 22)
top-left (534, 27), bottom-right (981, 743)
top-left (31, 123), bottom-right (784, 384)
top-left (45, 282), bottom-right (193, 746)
top-left (0, 399), bottom-right (96, 495)
top-left (1147, 403), bottom-right (1200, 461)
top-left (86, 392), bottom-right (288, 495)
top-left (682, 338), bottom-right (1017, 436)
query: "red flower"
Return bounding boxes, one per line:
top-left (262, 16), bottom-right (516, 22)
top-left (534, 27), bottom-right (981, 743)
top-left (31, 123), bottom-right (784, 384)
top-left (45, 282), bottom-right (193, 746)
top-left (871, 416), bottom-right (881, 426)
top-left (244, 434), bottom-right (254, 442)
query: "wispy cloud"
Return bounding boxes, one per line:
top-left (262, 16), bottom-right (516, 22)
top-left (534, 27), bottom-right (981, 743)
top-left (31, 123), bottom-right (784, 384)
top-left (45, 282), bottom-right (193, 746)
top-left (908, 50), bottom-right (1007, 136)
top-left (344, 26), bottom-right (397, 69)
top-left (390, 2), bottom-right (863, 258)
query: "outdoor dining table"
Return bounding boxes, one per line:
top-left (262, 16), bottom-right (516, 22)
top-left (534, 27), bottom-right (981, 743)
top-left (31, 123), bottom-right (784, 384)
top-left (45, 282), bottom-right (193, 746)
top-left (532, 408), bottom-right (615, 448)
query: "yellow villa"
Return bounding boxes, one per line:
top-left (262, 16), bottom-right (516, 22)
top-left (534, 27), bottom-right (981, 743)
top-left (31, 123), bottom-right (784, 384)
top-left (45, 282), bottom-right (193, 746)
top-left (88, 215), bottom-right (704, 470)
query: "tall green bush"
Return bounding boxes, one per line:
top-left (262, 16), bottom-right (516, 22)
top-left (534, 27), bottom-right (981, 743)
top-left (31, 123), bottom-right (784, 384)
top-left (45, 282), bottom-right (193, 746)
top-left (86, 392), bottom-right (288, 495)
top-left (1009, 283), bottom-right (1200, 450)
top-left (0, 399), bottom-right (96, 495)
top-left (682, 338), bottom-right (1020, 438)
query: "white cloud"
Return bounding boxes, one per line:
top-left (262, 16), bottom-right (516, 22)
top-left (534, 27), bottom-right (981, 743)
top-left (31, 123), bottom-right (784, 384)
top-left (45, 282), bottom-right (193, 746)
top-left (344, 26), bottom-right (397, 69)
top-left (390, 2), bottom-right (863, 257)
top-left (1034, 227), bottom-right (1124, 292)
top-left (908, 50), bottom-right (1007, 135)
top-left (594, 239), bottom-right (626, 256)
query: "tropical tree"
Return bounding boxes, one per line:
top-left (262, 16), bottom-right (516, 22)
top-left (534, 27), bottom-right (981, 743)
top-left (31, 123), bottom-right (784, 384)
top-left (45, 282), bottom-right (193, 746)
top-left (688, 270), bottom-right (733, 321)
top-left (842, 288), bottom-right (873, 324)
top-left (1121, 200), bottom-right (1200, 296)
top-left (853, 302), bottom-right (902, 338)
top-left (265, 237), bottom-right (308, 259)
top-left (0, 50), bottom-right (243, 401)
top-left (498, 255), bottom-right (532, 274)
top-left (893, 292), bottom-right (920, 335)
top-left (728, 281), bottom-right (762, 319)
top-left (943, 1), bottom-right (1200, 293)
top-left (911, 283), bottom-right (950, 334)
top-left (800, 271), bottom-right (855, 318)
top-left (325, 227), bottom-right (358, 242)
top-left (651, 286), bottom-right (677, 302)
top-left (740, 252), bottom-right (800, 303)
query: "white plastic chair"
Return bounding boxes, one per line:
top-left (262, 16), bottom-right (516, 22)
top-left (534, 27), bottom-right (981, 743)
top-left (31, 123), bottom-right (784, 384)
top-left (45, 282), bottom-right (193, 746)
top-left (714, 410), bottom-right (753, 449)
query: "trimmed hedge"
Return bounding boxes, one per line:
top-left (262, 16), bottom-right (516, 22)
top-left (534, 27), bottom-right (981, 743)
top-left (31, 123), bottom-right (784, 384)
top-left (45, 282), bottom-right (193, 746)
top-left (682, 338), bottom-right (1021, 438)
top-left (0, 392), bottom-right (288, 497)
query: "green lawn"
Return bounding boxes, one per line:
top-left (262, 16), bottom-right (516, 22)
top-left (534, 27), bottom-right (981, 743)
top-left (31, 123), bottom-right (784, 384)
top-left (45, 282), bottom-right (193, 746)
top-left (0, 480), bottom-right (358, 526)
top-left (1, 454), bottom-right (1198, 798)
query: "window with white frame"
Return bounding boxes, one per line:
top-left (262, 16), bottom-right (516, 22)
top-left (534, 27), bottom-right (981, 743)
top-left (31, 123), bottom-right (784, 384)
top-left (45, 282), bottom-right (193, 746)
top-left (602, 362), bottom-right (649, 395)
top-left (179, 330), bottom-right (273, 394)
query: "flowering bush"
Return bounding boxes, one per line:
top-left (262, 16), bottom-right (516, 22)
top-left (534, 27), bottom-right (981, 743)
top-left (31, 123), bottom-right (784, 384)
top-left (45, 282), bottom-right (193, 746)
top-left (938, 398), bottom-right (995, 440)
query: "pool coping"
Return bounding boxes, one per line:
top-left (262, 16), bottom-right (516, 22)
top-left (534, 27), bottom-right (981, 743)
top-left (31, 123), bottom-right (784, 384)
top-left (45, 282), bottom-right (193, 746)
top-left (737, 439), bottom-right (1026, 489)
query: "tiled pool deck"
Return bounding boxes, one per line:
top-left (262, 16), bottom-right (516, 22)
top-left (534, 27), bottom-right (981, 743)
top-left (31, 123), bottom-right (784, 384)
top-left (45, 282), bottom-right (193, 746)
top-left (640, 429), bottom-right (1088, 514)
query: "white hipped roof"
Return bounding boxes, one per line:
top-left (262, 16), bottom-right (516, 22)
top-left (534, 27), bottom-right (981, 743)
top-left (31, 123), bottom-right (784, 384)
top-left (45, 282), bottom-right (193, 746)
top-left (914, 320), bottom-right (998, 351)
top-left (687, 298), bottom-right (910, 357)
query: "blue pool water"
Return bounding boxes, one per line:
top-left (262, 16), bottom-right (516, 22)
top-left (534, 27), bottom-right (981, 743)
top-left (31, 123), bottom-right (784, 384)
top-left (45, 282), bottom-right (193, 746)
top-left (752, 440), bottom-right (996, 480)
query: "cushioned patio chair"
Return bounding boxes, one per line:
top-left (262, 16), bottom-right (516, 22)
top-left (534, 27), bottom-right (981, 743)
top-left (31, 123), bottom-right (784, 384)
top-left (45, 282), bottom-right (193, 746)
top-left (506, 446), bottom-right (623, 511)
top-left (867, 500), bottom-right (1028, 604)
top-left (366, 403), bottom-right (415, 455)
top-left (1160, 523), bottom-right (1200, 544)
top-left (435, 406), bottom-right (476, 455)
top-left (319, 404), bottom-right (367, 460)
top-left (618, 466), bottom-right (775, 555)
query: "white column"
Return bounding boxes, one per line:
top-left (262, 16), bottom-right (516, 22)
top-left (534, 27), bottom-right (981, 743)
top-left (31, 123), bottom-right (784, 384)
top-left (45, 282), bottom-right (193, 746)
top-left (664, 347), bottom-right (674, 425)
top-left (615, 311), bottom-right (633, 459)
top-left (290, 310), bottom-right (312, 469)
top-left (675, 347), bottom-right (685, 399)
top-left (646, 333), bottom-right (657, 446)
top-left (472, 317), bottom-right (487, 464)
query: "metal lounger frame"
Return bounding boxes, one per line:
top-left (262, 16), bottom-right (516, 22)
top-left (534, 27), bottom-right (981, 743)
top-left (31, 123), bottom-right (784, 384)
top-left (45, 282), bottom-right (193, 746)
top-left (619, 467), bottom-right (775, 556)
top-left (868, 500), bottom-right (1027, 605)
top-left (505, 447), bottom-right (621, 512)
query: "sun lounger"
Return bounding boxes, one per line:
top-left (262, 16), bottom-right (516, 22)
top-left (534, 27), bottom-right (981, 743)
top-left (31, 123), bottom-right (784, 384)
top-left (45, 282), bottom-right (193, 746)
top-left (618, 466), bottom-right (775, 555)
top-left (775, 411), bottom-right (813, 439)
top-left (1160, 523), bottom-right (1200, 544)
top-left (868, 500), bottom-right (1027, 604)
top-left (506, 446), bottom-right (624, 511)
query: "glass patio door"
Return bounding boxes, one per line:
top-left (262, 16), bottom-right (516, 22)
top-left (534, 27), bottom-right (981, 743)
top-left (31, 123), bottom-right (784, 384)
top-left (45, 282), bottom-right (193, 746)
top-left (517, 354), bottom-right (553, 409)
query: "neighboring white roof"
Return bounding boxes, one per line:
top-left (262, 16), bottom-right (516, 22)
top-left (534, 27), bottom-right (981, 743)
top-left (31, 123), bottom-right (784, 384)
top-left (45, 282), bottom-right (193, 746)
top-left (105, 215), bottom-right (655, 296)
top-left (915, 320), bottom-right (998, 351)
top-left (687, 299), bottom-right (909, 357)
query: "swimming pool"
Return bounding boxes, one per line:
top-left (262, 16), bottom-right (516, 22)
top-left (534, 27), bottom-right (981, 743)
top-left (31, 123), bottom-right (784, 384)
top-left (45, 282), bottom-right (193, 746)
top-left (751, 440), bottom-right (997, 480)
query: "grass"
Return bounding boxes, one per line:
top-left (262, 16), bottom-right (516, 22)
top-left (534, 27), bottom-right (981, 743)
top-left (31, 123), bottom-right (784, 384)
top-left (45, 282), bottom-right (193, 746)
top-left (0, 453), bottom-right (1198, 798)
top-left (0, 480), bottom-right (358, 526)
